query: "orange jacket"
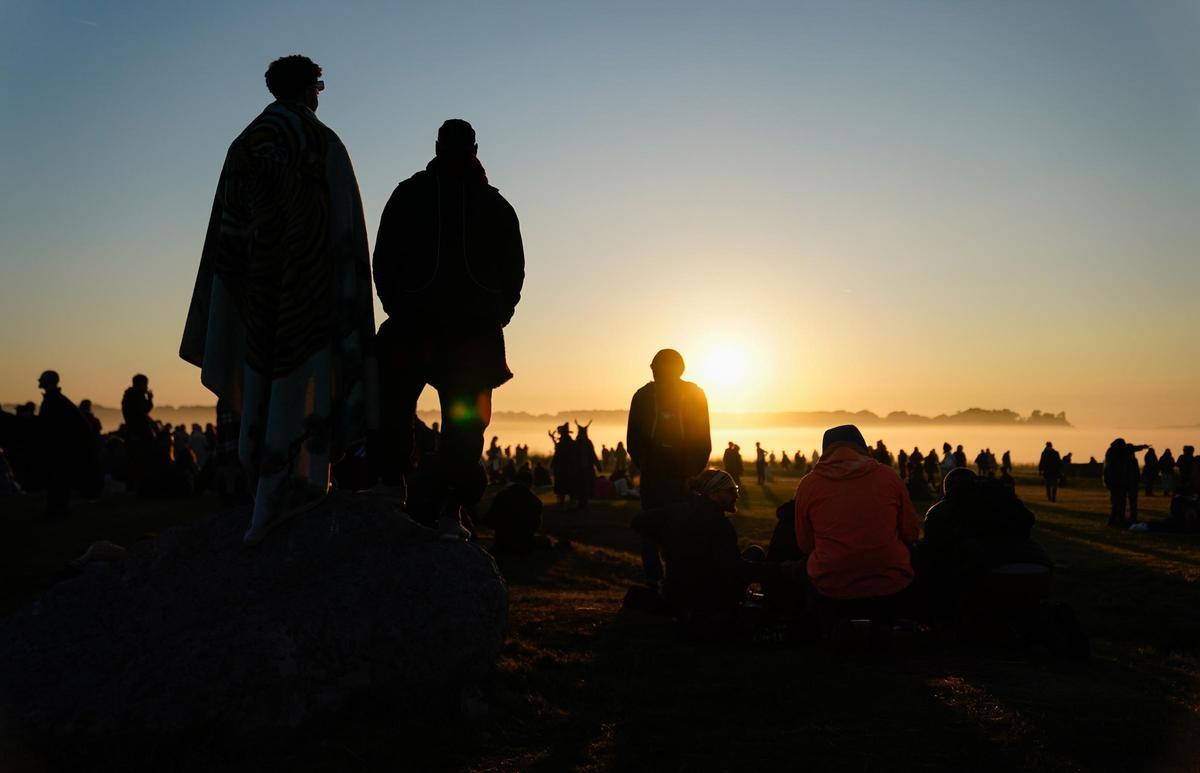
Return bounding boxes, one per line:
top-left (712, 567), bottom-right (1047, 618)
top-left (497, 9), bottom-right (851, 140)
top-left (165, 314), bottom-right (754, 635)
top-left (794, 443), bottom-right (919, 600)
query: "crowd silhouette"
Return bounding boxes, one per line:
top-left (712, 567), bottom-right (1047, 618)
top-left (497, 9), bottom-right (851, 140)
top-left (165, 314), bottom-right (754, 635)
top-left (2, 54), bottom-right (1197, 655)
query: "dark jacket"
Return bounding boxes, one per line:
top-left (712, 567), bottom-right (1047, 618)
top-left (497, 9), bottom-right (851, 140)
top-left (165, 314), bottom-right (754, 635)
top-left (632, 495), bottom-right (751, 616)
top-left (626, 379), bottom-right (711, 478)
top-left (1038, 447), bottom-right (1061, 479)
top-left (373, 158), bottom-right (524, 329)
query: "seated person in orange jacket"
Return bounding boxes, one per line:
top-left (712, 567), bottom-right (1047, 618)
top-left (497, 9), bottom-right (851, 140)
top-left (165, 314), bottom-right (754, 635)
top-left (794, 424), bottom-right (919, 602)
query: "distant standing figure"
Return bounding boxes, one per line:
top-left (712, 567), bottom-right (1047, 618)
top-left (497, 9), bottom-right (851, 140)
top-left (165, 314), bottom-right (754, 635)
top-left (723, 442), bottom-right (744, 485)
top-left (1037, 442), bottom-right (1062, 502)
top-left (575, 422), bottom-right (601, 509)
top-left (121, 374), bottom-right (155, 491)
top-left (953, 445), bottom-right (967, 469)
top-left (627, 349), bottom-right (711, 584)
top-left (1104, 439), bottom-right (1147, 527)
top-left (1142, 447), bottom-right (1159, 497)
top-left (755, 443), bottom-right (767, 485)
top-left (36, 371), bottom-right (90, 516)
top-left (613, 441), bottom-right (629, 475)
top-left (896, 448), bottom-right (908, 481)
top-left (372, 118), bottom-right (524, 539)
top-left (180, 56), bottom-right (377, 545)
top-left (1160, 449), bottom-right (1176, 496)
top-left (1001, 450), bottom-right (1012, 475)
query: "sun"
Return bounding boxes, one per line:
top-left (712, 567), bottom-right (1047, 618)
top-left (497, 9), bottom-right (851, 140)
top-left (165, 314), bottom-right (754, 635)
top-left (696, 343), bottom-right (750, 388)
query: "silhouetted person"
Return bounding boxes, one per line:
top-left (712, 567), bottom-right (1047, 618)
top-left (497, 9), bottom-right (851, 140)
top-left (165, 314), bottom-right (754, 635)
top-left (1179, 446), bottom-right (1196, 492)
top-left (914, 468), bottom-right (1051, 624)
top-left (1142, 447), bottom-right (1159, 497)
top-left (723, 442), bottom-right (744, 485)
top-left (896, 448), bottom-right (908, 481)
top-left (532, 459), bottom-right (552, 487)
top-left (550, 423), bottom-right (577, 507)
top-left (627, 349), bottom-right (711, 585)
top-left (923, 448), bottom-right (940, 491)
top-left (487, 480), bottom-right (549, 554)
top-left (121, 374), bottom-right (155, 491)
top-left (613, 441), bottom-right (629, 474)
top-left (372, 118), bottom-right (523, 539)
top-left (1001, 450), bottom-right (1012, 475)
top-left (1105, 439), bottom-right (1147, 527)
top-left (575, 421), bottom-right (600, 509)
top-left (1037, 442), bottom-right (1061, 502)
top-left (953, 444), bottom-right (967, 469)
top-left (37, 371), bottom-right (90, 516)
top-left (181, 56), bottom-right (376, 545)
top-left (755, 442), bottom-right (767, 485)
top-left (1160, 448), bottom-right (1177, 495)
top-left (632, 469), bottom-right (764, 635)
top-left (79, 399), bottom-right (102, 437)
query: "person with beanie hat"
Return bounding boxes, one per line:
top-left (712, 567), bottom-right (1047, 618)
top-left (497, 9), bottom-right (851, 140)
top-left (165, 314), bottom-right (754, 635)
top-left (632, 468), bottom-right (763, 633)
top-left (793, 424), bottom-right (919, 602)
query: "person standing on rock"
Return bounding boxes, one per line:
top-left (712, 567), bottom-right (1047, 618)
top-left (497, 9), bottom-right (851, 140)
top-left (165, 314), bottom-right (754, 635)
top-left (626, 349), bottom-right (711, 585)
top-left (372, 119), bottom-right (525, 539)
top-left (180, 55), bottom-right (377, 546)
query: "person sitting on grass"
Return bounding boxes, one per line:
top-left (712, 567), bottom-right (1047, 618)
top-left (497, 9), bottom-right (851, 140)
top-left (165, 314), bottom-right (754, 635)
top-left (631, 469), bottom-right (765, 635)
top-left (914, 468), bottom-right (1053, 625)
top-left (1129, 474), bottom-right (1200, 534)
top-left (487, 480), bottom-right (551, 554)
top-left (793, 425), bottom-right (919, 620)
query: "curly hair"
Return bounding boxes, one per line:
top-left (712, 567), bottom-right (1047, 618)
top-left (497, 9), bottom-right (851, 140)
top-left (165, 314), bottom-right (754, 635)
top-left (264, 55), bottom-right (322, 99)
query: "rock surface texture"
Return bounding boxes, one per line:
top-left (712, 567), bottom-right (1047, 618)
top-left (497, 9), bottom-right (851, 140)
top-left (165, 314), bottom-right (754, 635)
top-left (0, 493), bottom-right (509, 746)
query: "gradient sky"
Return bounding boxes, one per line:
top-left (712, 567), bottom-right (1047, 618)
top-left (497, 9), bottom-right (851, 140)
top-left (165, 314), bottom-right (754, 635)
top-left (1, 1), bottom-right (1197, 426)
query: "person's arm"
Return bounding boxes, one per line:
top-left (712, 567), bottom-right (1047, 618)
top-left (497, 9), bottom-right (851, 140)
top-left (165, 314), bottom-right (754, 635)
top-left (691, 386), bottom-right (712, 473)
top-left (793, 486), bottom-right (816, 555)
top-left (496, 197), bottom-right (524, 327)
top-left (626, 389), bottom-right (647, 468)
top-left (372, 186), bottom-right (404, 318)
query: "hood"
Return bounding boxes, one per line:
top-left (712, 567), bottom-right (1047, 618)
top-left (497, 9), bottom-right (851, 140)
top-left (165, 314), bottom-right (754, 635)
top-left (812, 444), bottom-right (878, 481)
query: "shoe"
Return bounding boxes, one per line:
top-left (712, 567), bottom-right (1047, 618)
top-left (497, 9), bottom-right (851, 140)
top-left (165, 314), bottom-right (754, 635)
top-left (1129, 522), bottom-right (1149, 532)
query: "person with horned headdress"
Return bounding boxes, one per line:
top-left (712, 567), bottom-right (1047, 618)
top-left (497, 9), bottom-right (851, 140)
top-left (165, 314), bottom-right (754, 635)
top-left (575, 420), bottom-right (601, 508)
top-left (180, 55), bottom-right (377, 545)
top-left (627, 349), bottom-right (711, 585)
top-left (372, 118), bottom-right (524, 539)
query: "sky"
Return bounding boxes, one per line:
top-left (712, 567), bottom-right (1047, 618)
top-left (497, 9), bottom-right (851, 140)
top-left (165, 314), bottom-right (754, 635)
top-left (1, 1), bottom-right (1197, 426)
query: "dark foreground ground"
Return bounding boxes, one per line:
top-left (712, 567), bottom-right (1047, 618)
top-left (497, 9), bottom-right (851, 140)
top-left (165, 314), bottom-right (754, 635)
top-left (3, 469), bottom-right (1199, 771)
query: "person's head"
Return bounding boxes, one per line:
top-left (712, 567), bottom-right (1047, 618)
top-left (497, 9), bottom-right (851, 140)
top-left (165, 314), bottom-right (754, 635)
top-left (943, 442), bottom-right (951, 453)
top-left (649, 349), bottom-right (685, 382)
top-left (943, 467), bottom-right (978, 498)
top-left (132, 373), bottom-right (149, 389)
top-left (265, 55), bottom-right (323, 111)
top-left (37, 370), bottom-right (59, 393)
top-left (80, 399), bottom-right (92, 412)
top-left (1045, 441), bottom-right (1053, 448)
top-left (822, 424), bottom-right (868, 454)
top-left (693, 469), bottom-right (740, 512)
top-left (436, 119), bottom-right (477, 160)
top-left (956, 444), bottom-right (963, 452)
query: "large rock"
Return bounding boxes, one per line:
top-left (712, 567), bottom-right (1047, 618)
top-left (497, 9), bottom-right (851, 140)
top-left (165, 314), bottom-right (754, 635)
top-left (0, 492), bottom-right (508, 744)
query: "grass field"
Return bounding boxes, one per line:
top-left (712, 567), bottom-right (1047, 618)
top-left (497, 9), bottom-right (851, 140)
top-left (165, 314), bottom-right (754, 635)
top-left (3, 468), bottom-right (1200, 771)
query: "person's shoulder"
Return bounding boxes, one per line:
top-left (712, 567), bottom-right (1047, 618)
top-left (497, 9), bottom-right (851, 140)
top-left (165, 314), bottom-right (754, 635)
top-left (631, 382), bottom-right (656, 400)
top-left (680, 380), bottom-right (707, 399)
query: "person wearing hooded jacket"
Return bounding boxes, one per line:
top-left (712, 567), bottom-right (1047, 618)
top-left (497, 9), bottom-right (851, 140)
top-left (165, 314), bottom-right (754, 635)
top-left (372, 119), bottom-right (524, 539)
top-left (793, 424), bottom-right (919, 603)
